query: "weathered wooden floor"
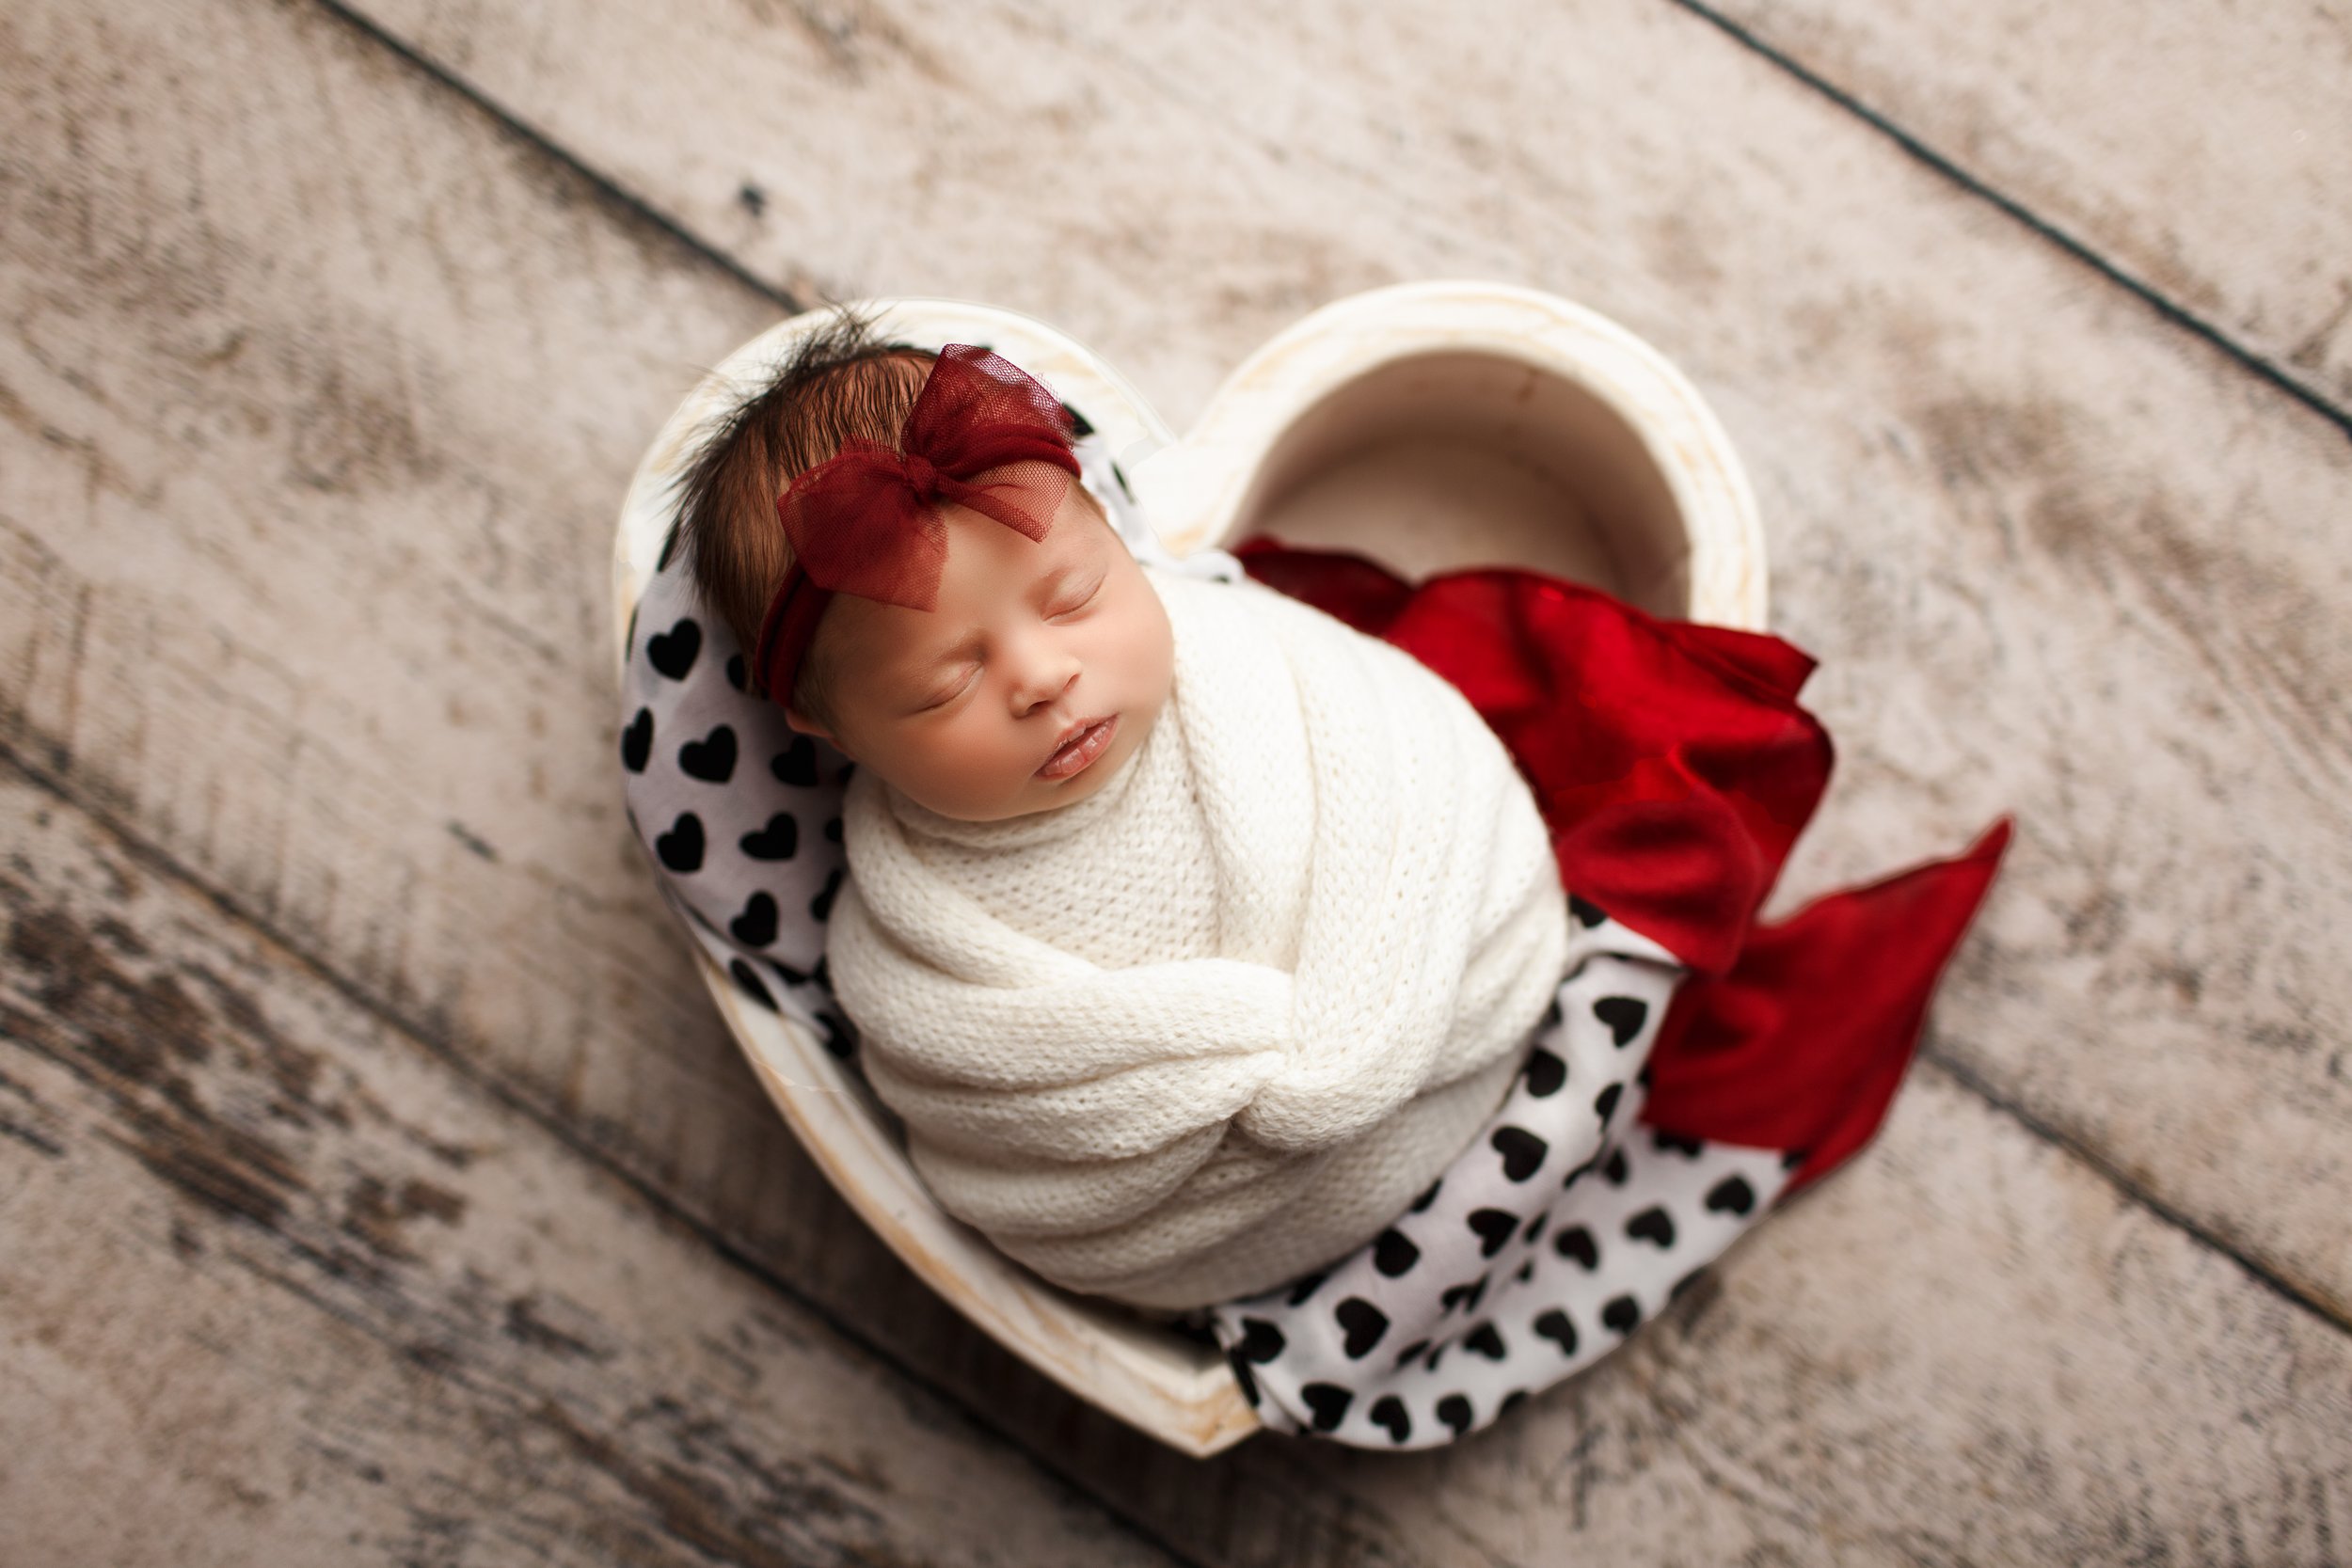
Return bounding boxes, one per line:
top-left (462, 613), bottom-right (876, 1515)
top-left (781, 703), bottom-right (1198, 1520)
top-left (4, 1), bottom-right (2347, 1563)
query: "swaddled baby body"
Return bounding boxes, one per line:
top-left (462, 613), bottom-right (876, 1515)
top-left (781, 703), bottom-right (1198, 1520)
top-left (830, 566), bottom-right (1569, 1308)
top-left (677, 310), bottom-right (1566, 1310)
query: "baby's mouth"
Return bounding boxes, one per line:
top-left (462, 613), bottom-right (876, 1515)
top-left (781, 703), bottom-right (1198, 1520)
top-left (1037, 715), bottom-right (1118, 781)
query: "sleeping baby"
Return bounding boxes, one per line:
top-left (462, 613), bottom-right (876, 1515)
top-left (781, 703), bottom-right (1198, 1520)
top-left (675, 309), bottom-right (1570, 1312)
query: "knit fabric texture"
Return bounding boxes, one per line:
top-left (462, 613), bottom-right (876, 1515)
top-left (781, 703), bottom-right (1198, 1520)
top-left (828, 570), bottom-right (1572, 1309)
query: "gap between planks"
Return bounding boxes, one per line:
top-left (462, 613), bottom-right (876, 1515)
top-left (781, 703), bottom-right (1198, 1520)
top-left (1660, 0), bottom-right (2352, 446)
top-left (307, 0), bottom-right (807, 321)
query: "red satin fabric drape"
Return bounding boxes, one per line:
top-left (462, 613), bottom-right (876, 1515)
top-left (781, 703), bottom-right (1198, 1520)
top-left (1235, 538), bottom-right (2011, 1196)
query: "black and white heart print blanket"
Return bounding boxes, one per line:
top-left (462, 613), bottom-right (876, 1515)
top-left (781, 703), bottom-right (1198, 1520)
top-left (1193, 910), bottom-right (1795, 1449)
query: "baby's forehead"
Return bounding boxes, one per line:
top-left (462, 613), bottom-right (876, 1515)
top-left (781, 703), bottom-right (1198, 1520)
top-left (833, 501), bottom-right (1116, 648)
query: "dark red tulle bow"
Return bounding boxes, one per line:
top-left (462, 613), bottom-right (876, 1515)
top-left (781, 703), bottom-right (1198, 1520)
top-left (754, 343), bottom-right (1081, 706)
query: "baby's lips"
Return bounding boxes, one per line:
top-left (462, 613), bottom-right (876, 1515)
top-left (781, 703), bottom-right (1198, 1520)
top-left (1037, 714), bottom-right (1118, 780)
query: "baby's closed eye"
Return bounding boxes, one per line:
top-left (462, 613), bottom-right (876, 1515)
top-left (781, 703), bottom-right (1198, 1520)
top-left (1047, 574), bottom-right (1105, 620)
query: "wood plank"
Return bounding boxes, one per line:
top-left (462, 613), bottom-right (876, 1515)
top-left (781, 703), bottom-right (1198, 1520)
top-left (0, 759), bottom-right (1178, 1568)
top-left (1701, 0), bottom-right (2352, 411)
top-left (335, 0), bottom-right (2352, 1315)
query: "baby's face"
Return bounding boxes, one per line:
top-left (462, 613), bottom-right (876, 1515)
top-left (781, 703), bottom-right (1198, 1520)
top-left (786, 486), bottom-right (1175, 821)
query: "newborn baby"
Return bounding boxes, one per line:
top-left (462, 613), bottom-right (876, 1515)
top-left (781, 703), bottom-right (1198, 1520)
top-left (679, 310), bottom-right (1568, 1310)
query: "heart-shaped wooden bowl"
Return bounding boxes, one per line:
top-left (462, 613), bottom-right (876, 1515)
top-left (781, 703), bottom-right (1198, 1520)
top-left (612, 282), bottom-right (1764, 1457)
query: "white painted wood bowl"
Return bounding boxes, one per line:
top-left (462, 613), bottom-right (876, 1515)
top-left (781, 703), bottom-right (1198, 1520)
top-left (612, 282), bottom-right (1765, 1457)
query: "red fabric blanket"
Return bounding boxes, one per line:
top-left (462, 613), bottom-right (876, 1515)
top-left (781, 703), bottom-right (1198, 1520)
top-left (1235, 538), bottom-right (2011, 1194)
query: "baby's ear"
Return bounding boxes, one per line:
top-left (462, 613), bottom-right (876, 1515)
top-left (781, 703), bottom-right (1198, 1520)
top-left (782, 704), bottom-right (838, 747)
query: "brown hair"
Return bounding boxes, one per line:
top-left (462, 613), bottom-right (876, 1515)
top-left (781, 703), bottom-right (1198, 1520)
top-left (671, 307), bottom-right (937, 716)
top-left (671, 307), bottom-right (1108, 720)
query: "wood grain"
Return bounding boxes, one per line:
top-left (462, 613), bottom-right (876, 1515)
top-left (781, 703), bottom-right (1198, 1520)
top-left (0, 760), bottom-right (1178, 1568)
top-left (342, 0), bottom-right (2352, 1315)
top-left (1702, 0), bottom-right (2352, 411)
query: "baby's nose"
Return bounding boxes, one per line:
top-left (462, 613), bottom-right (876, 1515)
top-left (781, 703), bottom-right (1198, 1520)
top-left (1009, 644), bottom-right (1082, 714)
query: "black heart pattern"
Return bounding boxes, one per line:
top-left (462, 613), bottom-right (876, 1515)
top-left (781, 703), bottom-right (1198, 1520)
top-left (739, 814), bottom-right (800, 861)
top-left (656, 813), bottom-right (705, 873)
top-left (647, 617), bottom-right (700, 679)
top-left (729, 892), bottom-right (779, 948)
top-left (1391, 1338), bottom-right (1431, 1370)
top-left (680, 724), bottom-right (738, 784)
top-left (772, 736), bottom-right (820, 787)
top-left (1601, 1148), bottom-right (1629, 1186)
top-left (1463, 1322), bottom-right (1506, 1360)
top-left (1553, 1225), bottom-right (1598, 1271)
top-left (1706, 1175), bottom-right (1757, 1216)
top-left (1409, 1179), bottom-right (1442, 1214)
top-left (1533, 1308), bottom-right (1578, 1355)
top-left (1235, 1319), bottom-right (1285, 1364)
top-left (1593, 995), bottom-right (1648, 1047)
top-left (1601, 1295), bottom-right (1642, 1335)
top-left (1568, 894), bottom-right (1608, 927)
top-left (1301, 1383), bottom-right (1352, 1433)
top-left (1369, 1395), bottom-right (1411, 1444)
top-left (1335, 1297), bottom-right (1389, 1359)
top-left (1435, 1395), bottom-right (1474, 1438)
top-left (1652, 1130), bottom-right (1703, 1158)
top-left (1626, 1206), bottom-right (1677, 1248)
top-left (621, 708), bottom-right (653, 772)
top-left (725, 653), bottom-right (747, 691)
top-left (1286, 1271), bottom-right (1329, 1307)
top-left (1374, 1228), bottom-right (1421, 1277)
top-left (1594, 1084), bottom-right (1624, 1124)
top-left (1490, 1125), bottom-right (1549, 1182)
top-left (1468, 1209), bottom-right (1517, 1258)
top-left (1523, 1046), bottom-right (1566, 1097)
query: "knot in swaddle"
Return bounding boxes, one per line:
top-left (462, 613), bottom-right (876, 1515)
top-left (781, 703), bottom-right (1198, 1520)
top-left (827, 571), bottom-right (1570, 1309)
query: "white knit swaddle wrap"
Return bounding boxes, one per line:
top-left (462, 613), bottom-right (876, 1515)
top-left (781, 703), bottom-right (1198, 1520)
top-left (829, 571), bottom-right (1571, 1309)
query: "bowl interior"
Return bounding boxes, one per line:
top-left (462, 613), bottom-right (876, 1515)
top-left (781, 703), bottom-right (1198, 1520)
top-left (1227, 350), bottom-right (1692, 617)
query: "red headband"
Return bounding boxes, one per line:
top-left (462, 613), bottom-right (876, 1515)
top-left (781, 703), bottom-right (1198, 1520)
top-left (754, 343), bottom-right (1082, 707)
